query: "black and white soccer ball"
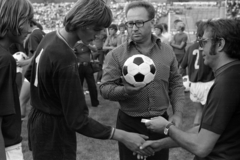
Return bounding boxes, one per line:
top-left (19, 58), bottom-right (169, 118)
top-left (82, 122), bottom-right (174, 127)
top-left (183, 75), bottom-right (190, 92)
top-left (122, 54), bottom-right (156, 87)
top-left (13, 52), bottom-right (27, 62)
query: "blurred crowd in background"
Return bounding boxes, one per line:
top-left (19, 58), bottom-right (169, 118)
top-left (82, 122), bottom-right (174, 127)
top-left (226, 0), bottom-right (240, 18)
top-left (32, 2), bottom-right (169, 31)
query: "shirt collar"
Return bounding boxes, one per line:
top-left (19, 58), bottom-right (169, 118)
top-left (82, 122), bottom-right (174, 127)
top-left (215, 60), bottom-right (240, 77)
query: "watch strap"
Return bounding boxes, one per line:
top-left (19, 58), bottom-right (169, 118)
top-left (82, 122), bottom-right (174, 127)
top-left (164, 122), bottom-right (174, 136)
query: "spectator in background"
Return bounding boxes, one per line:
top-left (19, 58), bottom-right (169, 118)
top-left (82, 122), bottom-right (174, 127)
top-left (161, 23), bottom-right (172, 43)
top-left (17, 19), bottom-right (45, 69)
top-left (117, 23), bottom-right (128, 46)
top-left (103, 24), bottom-right (118, 51)
top-left (180, 20), bottom-right (214, 126)
top-left (170, 21), bottom-right (188, 67)
top-left (0, 0), bottom-right (34, 159)
top-left (154, 24), bottom-right (168, 44)
top-left (74, 41), bottom-right (99, 107)
top-left (93, 29), bottom-right (108, 84)
top-left (25, 20), bottom-right (45, 57)
top-left (173, 19), bottom-right (182, 30)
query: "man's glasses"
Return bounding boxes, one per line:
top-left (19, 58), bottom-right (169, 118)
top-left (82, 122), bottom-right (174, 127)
top-left (125, 19), bottom-right (152, 28)
top-left (198, 38), bottom-right (214, 48)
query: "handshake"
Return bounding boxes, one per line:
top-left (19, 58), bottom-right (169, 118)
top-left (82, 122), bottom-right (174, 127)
top-left (118, 116), bottom-right (177, 160)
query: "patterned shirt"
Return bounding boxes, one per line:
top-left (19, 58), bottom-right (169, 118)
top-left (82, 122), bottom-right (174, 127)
top-left (100, 35), bottom-right (185, 118)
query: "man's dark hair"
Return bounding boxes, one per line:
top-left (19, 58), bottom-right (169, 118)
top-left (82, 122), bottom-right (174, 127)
top-left (204, 18), bottom-right (240, 60)
top-left (196, 20), bottom-right (206, 38)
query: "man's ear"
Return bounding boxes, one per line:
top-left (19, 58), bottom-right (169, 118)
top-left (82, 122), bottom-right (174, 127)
top-left (218, 38), bottom-right (225, 52)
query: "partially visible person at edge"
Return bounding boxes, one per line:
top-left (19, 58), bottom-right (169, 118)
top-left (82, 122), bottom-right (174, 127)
top-left (117, 23), bottom-right (128, 46)
top-left (141, 18), bottom-right (240, 160)
top-left (170, 21), bottom-right (188, 67)
top-left (74, 41), bottom-right (99, 107)
top-left (24, 0), bottom-right (154, 159)
top-left (99, 1), bottom-right (185, 160)
top-left (0, 0), bottom-right (34, 159)
top-left (103, 23), bottom-right (118, 51)
top-left (179, 20), bottom-right (214, 126)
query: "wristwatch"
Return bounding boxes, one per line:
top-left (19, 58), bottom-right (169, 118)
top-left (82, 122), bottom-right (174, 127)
top-left (164, 122), bottom-right (174, 136)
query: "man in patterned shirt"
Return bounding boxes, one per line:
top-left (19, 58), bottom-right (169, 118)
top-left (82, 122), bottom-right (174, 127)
top-left (99, 1), bottom-right (185, 160)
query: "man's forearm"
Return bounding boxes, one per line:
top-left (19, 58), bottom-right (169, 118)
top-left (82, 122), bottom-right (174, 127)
top-left (158, 126), bottom-right (199, 150)
top-left (157, 137), bottom-right (179, 149)
top-left (169, 125), bottom-right (202, 156)
top-left (99, 84), bottom-right (128, 101)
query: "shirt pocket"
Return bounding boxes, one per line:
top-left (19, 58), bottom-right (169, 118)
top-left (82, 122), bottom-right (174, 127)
top-left (154, 62), bottom-right (170, 83)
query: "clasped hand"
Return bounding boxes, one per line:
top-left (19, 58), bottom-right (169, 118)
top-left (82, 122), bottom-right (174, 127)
top-left (133, 116), bottom-right (170, 159)
top-left (123, 132), bottom-right (155, 157)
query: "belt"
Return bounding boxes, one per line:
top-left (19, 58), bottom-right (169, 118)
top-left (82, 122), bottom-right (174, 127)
top-left (79, 62), bottom-right (90, 66)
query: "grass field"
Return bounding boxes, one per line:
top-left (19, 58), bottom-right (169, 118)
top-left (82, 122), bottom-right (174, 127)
top-left (21, 84), bottom-right (198, 160)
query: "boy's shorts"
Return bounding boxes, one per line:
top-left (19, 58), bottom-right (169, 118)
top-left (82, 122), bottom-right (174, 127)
top-left (28, 108), bottom-right (77, 160)
top-left (5, 143), bottom-right (23, 160)
top-left (190, 80), bottom-right (214, 105)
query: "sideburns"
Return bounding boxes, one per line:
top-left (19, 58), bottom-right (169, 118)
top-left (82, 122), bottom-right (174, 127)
top-left (209, 42), bottom-right (217, 55)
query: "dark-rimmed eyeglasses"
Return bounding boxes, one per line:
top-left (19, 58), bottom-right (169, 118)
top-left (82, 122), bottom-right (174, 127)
top-left (125, 19), bottom-right (152, 28)
top-left (198, 38), bottom-right (214, 48)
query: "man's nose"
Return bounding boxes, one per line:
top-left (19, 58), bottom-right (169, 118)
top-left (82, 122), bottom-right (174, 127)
top-left (132, 24), bottom-right (138, 31)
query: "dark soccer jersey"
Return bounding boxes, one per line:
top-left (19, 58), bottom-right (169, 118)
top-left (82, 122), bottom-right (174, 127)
top-left (26, 28), bottom-right (45, 57)
top-left (195, 61), bottom-right (240, 160)
top-left (0, 45), bottom-right (22, 147)
top-left (181, 42), bottom-right (214, 82)
top-left (25, 31), bottom-right (112, 139)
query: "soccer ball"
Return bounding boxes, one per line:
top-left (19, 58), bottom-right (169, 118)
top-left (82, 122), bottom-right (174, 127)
top-left (13, 52), bottom-right (27, 61)
top-left (183, 75), bottom-right (190, 92)
top-left (122, 54), bottom-right (156, 87)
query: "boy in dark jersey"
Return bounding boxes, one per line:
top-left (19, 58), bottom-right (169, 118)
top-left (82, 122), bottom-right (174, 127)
top-left (140, 18), bottom-right (240, 160)
top-left (25, 0), bottom-right (154, 159)
top-left (0, 0), bottom-right (33, 159)
top-left (180, 20), bottom-right (215, 126)
top-left (18, 20), bottom-right (45, 119)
